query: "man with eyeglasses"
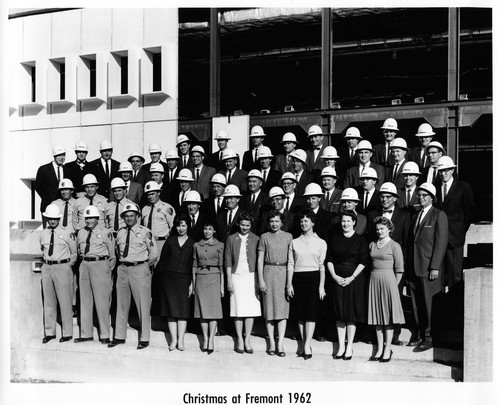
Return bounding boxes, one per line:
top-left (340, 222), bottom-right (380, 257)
top-left (190, 146), bottom-right (216, 200)
top-left (421, 141), bottom-right (445, 185)
top-left (279, 172), bottom-right (305, 215)
top-left (406, 183), bottom-right (448, 351)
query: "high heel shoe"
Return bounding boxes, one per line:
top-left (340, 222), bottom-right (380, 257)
top-left (303, 347), bottom-right (312, 360)
top-left (342, 351), bottom-right (353, 361)
top-left (379, 350), bottom-right (393, 363)
top-left (368, 355), bottom-right (381, 361)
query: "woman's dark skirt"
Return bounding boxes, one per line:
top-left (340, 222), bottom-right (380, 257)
top-left (289, 271), bottom-right (321, 322)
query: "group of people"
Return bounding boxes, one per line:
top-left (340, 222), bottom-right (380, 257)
top-left (35, 117), bottom-right (474, 362)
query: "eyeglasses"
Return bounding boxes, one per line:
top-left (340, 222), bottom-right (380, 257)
top-left (417, 193), bottom-right (430, 198)
top-left (281, 182), bottom-right (294, 186)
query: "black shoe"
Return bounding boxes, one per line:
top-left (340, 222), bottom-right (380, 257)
top-left (235, 347), bottom-right (244, 354)
top-left (290, 335), bottom-right (298, 341)
top-left (201, 347), bottom-right (208, 353)
top-left (74, 337), bottom-right (93, 343)
top-left (137, 341), bottom-right (149, 350)
top-left (414, 340), bottom-right (433, 352)
top-left (391, 339), bottom-right (404, 346)
top-left (99, 338), bottom-right (110, 344)
top-left (266, 350), bottom-right (276, 356)
top-left (368, 355), bottom-right (381, 361)
top-left (59, 336), bottom-right (72, 342)
top-left (42, 335), bottom-right (56, 344)
top-left (342, 352), bottom-right (353, 361)
top-left (407, 338), bottom-right (422, 347)
top-left (277, 351), bottom-right (286, 357)
top-left (108, 339), bottom-right (125, 348)
top-left (333, 354), bottom-right (344, 360)
top-left (207, 349), bottom-right (214, 355)
top-left (303, 354), bottom-right (312, 360)
top-left (215, 330), bottom-right (226, 336)
top-left (244, 347), bottom-right (254, 354)
top-left (380, 350), bottom-right (393, 363)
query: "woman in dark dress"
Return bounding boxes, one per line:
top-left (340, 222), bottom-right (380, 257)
top-left (326, 211), bottom-right (369, 360)
top-left (156, 213), bottom-right (195, 351)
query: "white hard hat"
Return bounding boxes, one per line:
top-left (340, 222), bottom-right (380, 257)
top-left (401, 161), bottom-right (421, 175)
top-left (149, 163), bottom-right (165, 173)
top-left (110, 178), bottom-right (127, 189)
top-left (118, 161), bottom-right (133, 172)
top-left (268, 187), bottom-right (286, 199)
top-left (223, 184), bottom-right (242, 198)
top-left (83, 205), bottom-right (100, 218)
top-left (290, 149), bottom-right (307, 164)
top-left (437, 156), bottom-right (457, 171)
top-left (74, 140), bottom-right (88, 152)
top-left (381, 118), bottom-right (399, 131)
top-left (417, 182), bottom-right (437, 200)
top-left (379, 182), bottom-right (399, 197)
top-left (320, 167), bottom-right (338, 178)
top-left (389, 138), bottom-right (409, 151)
top-left (120, 203), bottom-right (140, 218)
top-left (176, 168), bottom-right (195, 182)
top-left (177, 134), bottom-right (190, 146)
top-left (425, 141), bottom-right (445, 154)
top-left (257, 146), bottom-right (273, 159)
top-left (190, 145), bottom-right (205, 156)
top-left (42, 204), bottom-right (62, 218)
top-left (307, 124), bottom-right (324, 137)
top-left (144, 181), bottom-right (162, 193)
top-left (52, 144), bottom-right (66, 156)
top-left (221, 148), bottom-right (238, 160)
top-left (359, 167), bottom-right (379, 180)
top-left (82, 174), bottom-right (99, 186)
top-left (58, 178), bottom-right (75, 190)
top-left (128, 152), bottom-right (145, 162)
top-left (210, 173), bottom-right (227, 186)
top-left (280, 172), bottom-right (298, 184)
top-left (165, 149), bottom-right (179, 160)
top-left (340, 188), bottom-right (361, 202)
top-left (345, 127), bottom-right (362, 139)
top-left (357, 140), bottom-right (374, 152)
top-left (215, 129), bottom-right (231, 140)
top-left (415, 123), bottom-right (435, 137)
top-left (281, 132), bottom-right (297, 143)
top-left (246, 169), bottom-right (263, 181)
top-left (99, 140), bottom-right (113, 151)
top-left (148, 143), bottom-right (162, 154)
top-left (184, 190), bottom-right (202, 204)
top-left (321, 146), bottom-right (339, 159)
top-left (250, 125), bottom-right (266, 137)
top-left (303, 183), bottom-right (323, 197)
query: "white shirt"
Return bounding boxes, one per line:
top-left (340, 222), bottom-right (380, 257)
top-left (250, 189), bottom-right (261, 203)
top-left (426, 166), bottom-right (438, 184)
top-left (100, 158), bottom-right (111, 174)
top-left (52, 161), bottom-right (64, 180)
top-left (358, 162), bottom-right (372, 177)
top-left (418, 204), bottom-right (432, 225)
top-left (294, 170), bottom-right (304, 183)
top-left (363, 187), bottom-right (376, 207)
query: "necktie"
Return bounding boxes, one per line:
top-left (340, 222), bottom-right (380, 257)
top-left (262, 170), bottom-right (267, 183)
top-left (63, 201), bottom-right (68, 227)
top-left (217, 197), bottom-right (222, 213)
top-left (180, 191), bottom-right (185, 206)
top-left (147, 204), bottom-right (154, 230)
top-left (227, 170), bottom-right (232, 183)
top-left (84, 228), bottom-right (92, 255)
top-left (170, 169), bottom-right (174, 183)
top-left (285, 197), bottom-right (290, 211)
top-left (443, 182), bottom-right (448, 200)
top-left (406, 189), bottom-right (411, 208)
top-left (383, 209), bottom-right (393, 218)
top-left (385, 143), bottom-right (389, 163)
top-left (89, 197), bottom-right (93, 206)
top-left (325, 191), bottom-right (331, 204)
top-left (253, 149), bottom-right (258, 162)
top-left (122, 227), bottom-right (131, 258)
top-left (295, 173), bottom-right (299, 182)
top-left (105, 160), bottom-right (110, 177)
top-left (414, 210), bottom-right (423, 234)
top-left (191, 214), bottom-right (196, 229)
top-left (48, 229), bottom-right (55, 256)
top-left (57, 166), bottom-right (61, 181)
top-left (393, 163), bottom-right (399, 182)
top-left (364, 191), bottom-right (369, 210)
top-left (183, 156), bottom-right (187, 167)
top-left (350, 149), bottom-right (354, 159)
top-left (133, 171), bottom-right (137, 182)
top-left (421, 151), bottom-right (426, 168)
top-left (219, 151), bottom-right (223, 162)
top-left (251, 193), bottom-right (256, 206)
top-left (196, 168), bottom-right (200, 181)
top-left (286, 155), bottom-right (290, 166)
top-left (228, 210), bottom-right (233, 226)
top-left (114, 202), bottom-right (120, 231)
top-left (432, 167), bottom-right (437, 182)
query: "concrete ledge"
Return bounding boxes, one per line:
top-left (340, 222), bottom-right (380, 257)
top-left (10, 229), bottom-right (42, 255)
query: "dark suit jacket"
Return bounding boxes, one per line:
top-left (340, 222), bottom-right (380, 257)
top-left (109, 181), bottom-right (143, 206)
top-left (178, 154), bottom-right (195, 170)
top-left (242, 150), bottom-right (261, 173)
top-left (385, 159), bottom-right (411, 190)
top-left (294, 171), bottom-right (314, 196)
top-left (367, 207), bottom-right (411, 253)
top-left (420, 166), bottom-right (440, 186)
top-left (321, 188), bottom-right (342, 213)
top-left (65, 160), bottom-right (98, 194)
top-left (311, 208), bottom-right (333, 242)
top-left (288, 194), bottom-right (306, 214)
top-left (142, 161), bottom-right (169, 175)
top-left (201, 196), bottom-right (225, 219)
top-left (273, 154), bottom-right (294, 174)
top-left (343, 163), bottom-right (385, 190)
top-left (188, 212), bottom-right (213, 242)
top-left (217, 206), bottom-right (242, 243)
top-left (192, 165), bottom-right (217, 199)
top-left (373, 142), bottom-right (395, 167)
top-left (434, 179), bottom-right (474, 248)
top-left (132, 168), bottom-right (149, 187)
top-left (397, 186), bottom-right (420, 215)
top-left (261, 169), bottom-right (282, 193)
top-left (220, 168), bottom-right (248, 194)
top-left (356, 188), bottom-right (382, 216)
top-left (306, 144), bottom-right (327, 175)
top-left (409, 147), bottom-right (430, 171)
top-left (224, 231), bottom-right (259, 273)
top-left (91, 158), bottom-right (120, 196)
top-left (240, 191), bottom-right (269, 233)
top-left (35, 162), bottom-right (61, 212)
top-left (207, 150), bottom-right (240, 172)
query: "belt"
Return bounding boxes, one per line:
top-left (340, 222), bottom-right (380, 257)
top-left (44, 258), bottom-right (71, 265)
top-left (264, 262), bottom-right (287, 266)
top-left (82, 256), bottom-right (109, 262)
top-left (156, 236), bottom-right (167, 241)
top-left (120, 260), bottom-right (147, 267)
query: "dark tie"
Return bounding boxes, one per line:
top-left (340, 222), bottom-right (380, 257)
top-left (84, 228), bottom-right (92, 255)
top-left (251, 193), bottom-right (256, 206)
top-left (48, 229), bottom-right (55, 256)
top-left (57, 166), bottom-right (61, 181)
top-left (183, 156), bottom-right (187, 167)
top-left (63, 201), bottom-right (68, 227)
top-left (364, 191), bottom-right (369, 210)
top-left (385, 143), bottom-right (389, 163)
top-left (133, 171), bottom-right (137, 182)
top-left (350, 150), bottom-right (354, 159)
top-left (406, 189), bottom-right (411, 208)
top-left (114, 202), bottom-right (120, 231)
top-left (393, 163), bottom-right (399, 182)
top-left (443, 183), bottom-right (448, 200)
top-left (191, 214), bottom-right (196, 229)
top-left (196, 168), bottom-right (200, 181)
top-left (285, 197), bottom-right (290, 211)
top-left (122, 227), bottom-right (131, 258)
top-left (262, 170), bottom-right (267, 184)
top-left (219, 151), bottom-right (223, 162)
top-left (227, 210), bottom-right (233, 226)
top-left (89, 197), bottom-right (93, 206)
top-left (170, 170), bottom-right (174, 183)
top-left (227, 170), bottom-right (232, 183)
top-left (253, 149), bottom-right (258, 162)
top-left (147, 204), bottom-right (154, 230)
top-left (105, 160), bottom-right (110, 177)
top-left (414, 210), bottom-right (423, 234)
top-left (217, 197), bottom-right (222, 213)
top-left (325, 191), bottom-right (331, 204)
top-left (383, 209), bottom-right (393, 214)
top-left (432, 167), bottom-right (437, 182)
top-left (180, 191), bottom-right (185, 206)
top-left (421, 151), bottom-right (426, 168)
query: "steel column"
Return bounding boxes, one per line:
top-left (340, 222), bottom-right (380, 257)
top-left (447, 8), bottom-right (460, 164)
top-left (210, 8), bottom-right (221, 117)
top-left (321, 8), bottom-right (332, 111)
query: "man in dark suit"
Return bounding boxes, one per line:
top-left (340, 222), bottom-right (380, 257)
top-left (373, 118), bottom-right (399, 168)
top-left (172, 168), bottom-right (196, 213)
top-left (109, 161), bottom-right (143, 207)
top-left (406, 183), bottom-right (448, 351)
top-left (65, 140), bottom-right (98, 198)
top-left (201, 173), bottom-right (227, 220)
top-left (257, 146), bottom-right (281, 193)
top-left (435, 156), bottom-right (475, 289)
top-left (91, 140), bottom-right (120, 197)
top-left (274, 132), bottom-right (297, 174)
top-left (177, 134), bottom-right (194, 170)
top-left (217, 185), bottom-right (243, 243)
top-left (387, 138), bottom-right (411, 190)
top-left (337, 127), bottom-right (362, 181)
top-left (397, 162), bottom-right (421, 215)
top-left (343, 140), bottom-right (385, 190)
top-left (141, 143), bottom-right (168, 175)
top-left (409, 123), bottom-right (435, 171)
top-left (220, 149), bottom-right (248, 194)
top-left (183, 190), bottom-right (209, 242)
top-left (421, 141), bottom-right (445, 185)
top-left (190, 145), bottom-right (217, 200)
top-left (356, 167), bottom-right (382, 216)
top-left (280, 172), bottom-right (306, 215)
top-left (163, 149), bottom-right (181, 192)
top-left (128, 152), bottom-right (149, 187)
top-left (207, 129), bottom-right (238, 172)
top-left (240, 170), bottom-right (269, 234)
top-left (35, 144), bottom-right (67, 227)
top-left (305, 124), bottom-right (328, 177)
top-left (290, 149), bottom-right (314, 196)
top-left (320, 167), bottom-right (342, 213)
top-left (303, 183), bottom-right (333, 242)
top-left (242, 125), bottom-right (266, 172)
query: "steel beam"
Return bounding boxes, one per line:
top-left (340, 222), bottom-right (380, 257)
top-left (209, 8), bottom-right (221, 117)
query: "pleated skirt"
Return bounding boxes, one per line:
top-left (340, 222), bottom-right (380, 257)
top-left (367, 270), bottom-right (405, 326)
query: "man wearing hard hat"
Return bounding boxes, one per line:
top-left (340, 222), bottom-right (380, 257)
top-left (190, 146), bottom-right (217, 200)
top-left (141, 143), bottom-right (168, 174)
top-left (65, 140), bottom-right (98, 197)
top-left (274, 132), bottom-right (298, 174)
top-left (387, 138), bottom-right (411, 189)
top-left (107, 178), bottom-right (134, 236)
top-left (373, 118), bottom-right (399, 167)
top-left (177, 134), bottom-right (194, 170)
top-left (305, 124), bottom-right (328, 176)
top-left (90, 140), bottom-right (120, 197)
top-left (51, 179), bottom-right (77, 232)
top-left (409, 123), bottom-right (436, 171)
top-left (73, 174), bottom-right (109, 231)
top-left (242, 125), bottom-right (267, 172)
top-left (207, 129), bottom-right (238, 172)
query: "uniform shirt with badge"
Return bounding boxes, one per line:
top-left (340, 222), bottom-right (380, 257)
top-left (116, 223), bottom-right (158, 265)
top-left (77, 225), bottom-right (116, 268)
top-left (73, 194), bottom-right (109, 230)
top-left (141, 201), bottom-right (176, 239)
top-left (51, 197), bottom-right (77, 231)
top-left (40, 225), bottom-right (77, 265)
top-left (106, 197), bottom-right (134, 232)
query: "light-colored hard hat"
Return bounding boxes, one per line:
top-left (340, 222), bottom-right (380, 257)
top-left (360, 167), bottom-right (379, 180)
top-left (417, 182), bottom-right (437, 200)
top-left (74, 140), bottom-right (88, 152)
top-left (340, 188), bottom-right (361, 202)
top-left (83, 205), bottom-right (100, 218)
top-left (176, 134), bottom-right (190, 146)
top-left (215, 129), bottom-right (231, 140)
top-left (148, 143), bottom-right (162, 154)
top-left (303, 183), bottom-right (323, 197)
top-left (99, 140), bottom-right (113, 151)
top-left (437, 156), bottom-right (457, 171)
top-left (401, 161), bottom-right (421, 175)
top-left (268, 187), bottom-right (285, 199)
top-left (345, 127), bottom-right (362, 139)
top-left (246, 169), bottom-right (263, 181)
top-left (120, 203), bottom-right (140, 218)
top-left (425, 141), bottom-right (445, 154)
top-left (165, 149), bottom-right (179, 160)
top-left (110, 178), bottom-right (127, 189)
top-left (176, 168), bottom-right (195, 182)
top-left (290, 149), bottom-right (307, 164)
top-left (210, 173), bottom-right (227, 186)
top-left (223, 184), bottom-right (242, 198)
top-left (149, 163), bottom-right (165, 173)
top-left (144, 181), bottom-right (162, 193)
top-left (321, 146), bottom-right (339, 159)
top-left (221, 148), bottom-right (238, 161)
top-left (379, 182), bottom-right (399, 198)
top-left (82, 174), bottom-right (99, 186)
top-left (128, 152), bottom-right (145, 163)
top-left (415, 123), bottom-right (435, 137)
top-left (58, 178), bottom-right (75, 190)
top-left (280, 172), bottom-right (298, 184)
top-left (357, 140), bottom-right (374, 152)
top-left (381, 118), bottom-right (399, 131)
top-left (190, 145), bottom-right (205, 156)
top-left (281, 132), bottom-right (297, 143)
top-left (257, 146), bottom-right (273, 159)
top-left (307, 124), bottom-right (324, 137)
top-left (184, 190), bottom-right (202, 204)
top-left (52, 144), bottom-right (66, 156)
top-left (118, 161), bottom-right (133, 172)
top-left (42, 204), bottom-right (62, 218)
top-left (389, 137), bottom-right (409, 151)
top-left (249, 125), bottom-right (266, 137)
top-left (320, 167), bottom-right (338, 178)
